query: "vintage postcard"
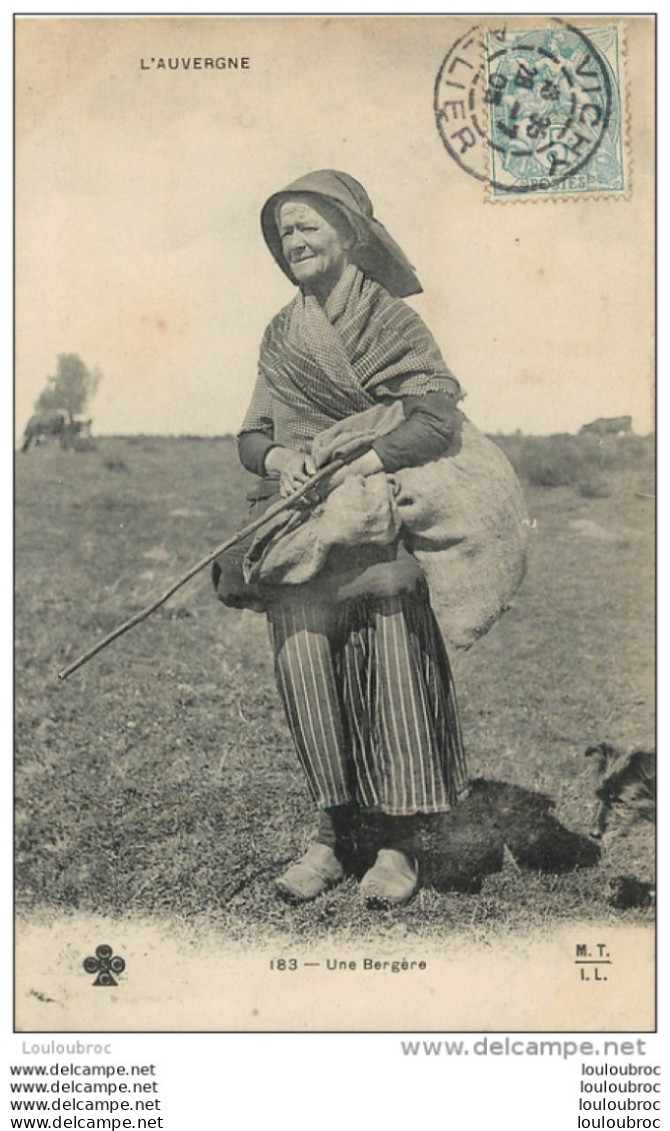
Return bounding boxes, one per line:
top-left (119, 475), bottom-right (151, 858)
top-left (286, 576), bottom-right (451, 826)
top-left (15, 14), bottom-right (655, 1033)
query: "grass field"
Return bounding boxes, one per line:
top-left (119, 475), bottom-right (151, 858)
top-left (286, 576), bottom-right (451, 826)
top-left (15, 434), bottom-right (655, 948)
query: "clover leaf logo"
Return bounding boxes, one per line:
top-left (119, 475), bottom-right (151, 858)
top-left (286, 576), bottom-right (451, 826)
top-left (83, 944), bottom-right (126, 986)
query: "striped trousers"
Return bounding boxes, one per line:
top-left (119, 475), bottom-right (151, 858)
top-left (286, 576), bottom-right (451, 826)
top-left (266, 590), bottom-right (468, 816)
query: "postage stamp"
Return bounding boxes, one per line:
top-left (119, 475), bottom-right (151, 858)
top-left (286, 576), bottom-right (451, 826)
top-left (434, 22), bottom-right (629, 201)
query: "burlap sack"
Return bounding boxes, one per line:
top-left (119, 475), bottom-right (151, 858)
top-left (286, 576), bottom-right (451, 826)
top-left (393, 419), bottom-right (529, 648)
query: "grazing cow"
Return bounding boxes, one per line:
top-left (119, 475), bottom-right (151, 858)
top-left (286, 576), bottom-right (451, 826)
top-left (585, 742), bottom-right (656, 839)
top-left (22, 410), bottom-right (69, 451)
top-left (21, 411), bottom-right (92, 452)
top-left (579, 415), bottom-right (633, 437)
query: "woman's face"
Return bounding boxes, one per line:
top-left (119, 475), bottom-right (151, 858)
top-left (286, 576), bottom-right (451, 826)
top-left (277, 200), bottom-right (352, 294)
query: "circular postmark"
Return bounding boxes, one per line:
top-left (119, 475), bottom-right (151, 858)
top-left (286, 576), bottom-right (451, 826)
top-left (434, 22), bottom-right (613, 195)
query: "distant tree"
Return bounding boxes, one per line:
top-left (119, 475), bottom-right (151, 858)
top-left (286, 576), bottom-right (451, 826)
top-left (34, 353), bottom-right (102, 419)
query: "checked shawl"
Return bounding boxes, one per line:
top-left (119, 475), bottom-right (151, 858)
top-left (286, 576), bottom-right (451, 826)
top-left (239, 264), bottom-right (462, 449)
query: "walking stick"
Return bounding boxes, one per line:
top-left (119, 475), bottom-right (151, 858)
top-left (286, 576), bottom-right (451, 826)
top-left (57, 458), bottom-right (345, 682)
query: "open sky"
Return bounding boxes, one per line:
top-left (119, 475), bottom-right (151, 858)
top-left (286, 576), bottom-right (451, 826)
top-left (15, 15), bottom-right (654, 437)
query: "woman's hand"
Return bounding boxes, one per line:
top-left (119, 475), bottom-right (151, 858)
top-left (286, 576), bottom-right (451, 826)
top-left (264, 447), bottom-right (317, 497)
top-left (326, 448), bottom-right (384, 489)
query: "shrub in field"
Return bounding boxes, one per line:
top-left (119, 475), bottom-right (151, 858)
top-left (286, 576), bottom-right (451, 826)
top-left (578, 469), bottom-right (611, 498)
top-left (610, 433), bottom-right (655, 467)
top-left (518, 435), bottom-right (585, 487)
top-left (491, 432), bottom-right (654, 490)
top-left (577, 433), bottom-right (640, 472)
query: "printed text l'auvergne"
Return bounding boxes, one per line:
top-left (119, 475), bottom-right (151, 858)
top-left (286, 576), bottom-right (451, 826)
top-left (140, 56), bottom-right (251, 71)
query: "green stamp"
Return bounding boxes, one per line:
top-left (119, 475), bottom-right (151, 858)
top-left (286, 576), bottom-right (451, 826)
top-left (435, 23), bottom-right (627, 199)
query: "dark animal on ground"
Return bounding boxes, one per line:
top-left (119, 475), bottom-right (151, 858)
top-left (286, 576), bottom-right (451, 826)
top-left (585, 742), bottom-right (656, 839)
top-left (586, 743), bottom-right (656, 912)
top-left (353, 779), bottom-right (600, 894)
top-left (607, 875), bottom-right (655, 911)
top-left (22, 410), bottom-right (68, 451)
top-left (579, 415), bottom-right (633, 437)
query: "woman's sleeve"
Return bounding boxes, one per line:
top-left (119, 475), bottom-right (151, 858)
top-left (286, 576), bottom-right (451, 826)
top-left (237, 371), bottom-right (280, 476)
top-left (371, 392), bottom-right (462, 473)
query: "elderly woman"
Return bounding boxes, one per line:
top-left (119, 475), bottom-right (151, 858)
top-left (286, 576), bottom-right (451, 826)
top-left (223, 170), bottom-right (470, 908)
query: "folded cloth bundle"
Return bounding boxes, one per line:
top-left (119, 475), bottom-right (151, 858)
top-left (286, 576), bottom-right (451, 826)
top-left (243, 470), bottom-right (402, 587)
top-left (220, 404), bottom-right (529, 650)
